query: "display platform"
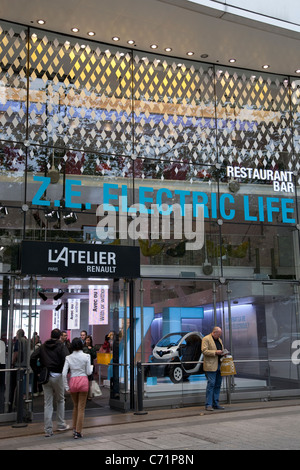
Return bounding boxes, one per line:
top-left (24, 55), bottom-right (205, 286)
top-left (144, 375), bottom-right (267, 398)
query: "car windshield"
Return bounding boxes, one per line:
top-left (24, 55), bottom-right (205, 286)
top-left (156, 333), bottom-right (186, 348)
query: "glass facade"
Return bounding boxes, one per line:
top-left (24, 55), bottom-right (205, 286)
top-left (0, 21), bottom-right (300, 416)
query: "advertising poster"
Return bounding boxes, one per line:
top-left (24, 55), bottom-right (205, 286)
top-left (52, 306), bottom-right (61, 330)
top-left (89, 286), bottom-right (109, 325)
top-left (68, 298), bottom-right (81, 330)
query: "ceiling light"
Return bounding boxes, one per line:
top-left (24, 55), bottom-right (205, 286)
top-left (38, 291), bottom-right (47, 301)
top-left (112, 36), bottom-right (120, 41)
top-left (53, 290), bottom-right (64, 301)
top-left (229, 58), bottom-right (236, 63)
top-left (200, 54), bottom-right (209, 58)
top-left (71, 27), bottom-right (79, 33)
top-left (165, 47), bottom-right (172, 52)
top-left (44, 209), bottom-right (60, 223)
top-left (87, 31), bottom-right (95, 36)
top-left (187, 51), bottom-right (194, 56)
top-left (150, 44), bottom-right (158, 49)
top-left (127, 40), bottom-right (135, 45)
top-left (63, 211), bottom-right (78, 225)
top-left (37, 19), bottom-right (45, 25)
top-left (295, 69), bottom-right (300, 74)
top-left (262, 64), bottom-right (270, 69)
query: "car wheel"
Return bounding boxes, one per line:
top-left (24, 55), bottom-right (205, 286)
top-left (169, 364), bottom-right (183, 383)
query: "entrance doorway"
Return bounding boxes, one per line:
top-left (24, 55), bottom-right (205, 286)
top-left (34, 276), bottom-right (128, 415)
top-left (0, 274), bottom-right (135, 422)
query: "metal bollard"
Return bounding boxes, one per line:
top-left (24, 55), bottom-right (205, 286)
top-left (12, 368), bottom-right (27, 428)
top-left (134, 361), bottom-right (147, 415)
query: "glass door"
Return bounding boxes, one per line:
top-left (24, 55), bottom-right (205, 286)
top-left (221, 280), bottom-right (300, 400)
top-left (262, 281), bottom-right (300, 394)
top-left (0, 275), bottom-right (134, 422)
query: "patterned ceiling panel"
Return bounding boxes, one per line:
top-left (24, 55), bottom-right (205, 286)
top-left (0, 22), bottom-right (28, 143)
top-left (28, 30), bottom-right (133, 155)
top-left (215, 70), bottom-right (293, 171)
top-left (0, 22), bottom-right (299, 181)
top-left (133, 54), bottom-right (216, 164)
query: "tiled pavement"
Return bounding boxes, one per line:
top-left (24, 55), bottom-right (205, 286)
top-left (0, 399), bottom-right (299, 451)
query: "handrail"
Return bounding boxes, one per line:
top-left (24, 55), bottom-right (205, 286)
top-left (0, 358), bottom-right (295, 371)
top-left (138, 358), bottom-right (297, 366)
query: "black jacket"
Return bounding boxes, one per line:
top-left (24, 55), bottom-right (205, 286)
top-left (30, 339), bottom-right (68, 374)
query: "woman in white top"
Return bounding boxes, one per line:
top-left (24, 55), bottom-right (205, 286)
top-left (62, 337), bottom-right (93, 439)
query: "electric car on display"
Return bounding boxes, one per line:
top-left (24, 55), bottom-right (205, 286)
top-left (147, 331), bottom-right (204, 383)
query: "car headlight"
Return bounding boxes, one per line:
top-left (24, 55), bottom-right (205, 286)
top-left (158, 350), bottom-right (170, 357)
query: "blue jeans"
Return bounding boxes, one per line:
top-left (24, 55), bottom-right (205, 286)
top-left (205, 364), bottom-right (222, 408)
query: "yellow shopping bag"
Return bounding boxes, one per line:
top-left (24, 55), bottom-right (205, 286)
top-left (220, 355), bottom-right (236, 376)
top-left (97, 352), bottom-right (113, 365)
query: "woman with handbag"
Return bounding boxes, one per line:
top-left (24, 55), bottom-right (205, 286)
top-left (62, 337), bottom-right (93, 439)
top-left (83, 335), bottom-right (97, 400)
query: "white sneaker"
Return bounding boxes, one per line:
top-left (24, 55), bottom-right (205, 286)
top-left (57, 424), bottom-right (70, 432)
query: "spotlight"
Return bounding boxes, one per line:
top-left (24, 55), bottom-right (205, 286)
top-left (55, 303), bottom-right (63, 311)
top-left (53, 290), bottom-right (64, 301)
top-left (62, 211), bottom-right (78, 225)
top-left (44, 209), bottom-right (60, 223)
top-left (38, 292), bottom-right (48, 301)
top-left (0, 206), bottom-right (8, 217)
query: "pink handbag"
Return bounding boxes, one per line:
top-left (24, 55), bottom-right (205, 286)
top-left (69, 376), bottom-right (89, 393)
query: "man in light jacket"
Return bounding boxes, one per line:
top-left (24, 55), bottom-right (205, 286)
top-left (30, 328), bottom-right (69, 437)
top-left (201, 326), bottom-right (225, 411)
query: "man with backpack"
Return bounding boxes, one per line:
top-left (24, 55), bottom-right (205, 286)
top-left (30, 328), bottom-right (70, 437)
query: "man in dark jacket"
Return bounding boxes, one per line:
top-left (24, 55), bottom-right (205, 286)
top-left (30, 328), bottom-right (69, 437)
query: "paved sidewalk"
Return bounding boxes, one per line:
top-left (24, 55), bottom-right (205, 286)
top-left (0, 399), bottom-right (299, 451)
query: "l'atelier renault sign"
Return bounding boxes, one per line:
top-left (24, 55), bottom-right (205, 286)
top-left (21, 241), bottom-right (140, 278)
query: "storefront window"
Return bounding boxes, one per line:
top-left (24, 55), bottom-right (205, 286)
top-left (0, 19), bottom-right (299, 413)
top-left (135, 278), bottom-right (300, 408)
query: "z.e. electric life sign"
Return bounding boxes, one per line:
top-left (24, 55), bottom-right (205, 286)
top-left (30, 165), bottom-right (296, 229)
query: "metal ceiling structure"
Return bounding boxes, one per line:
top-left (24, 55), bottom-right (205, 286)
top-left (1, 0), bottom-right (300, 77)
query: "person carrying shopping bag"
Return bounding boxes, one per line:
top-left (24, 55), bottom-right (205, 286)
top-left (62, 337), bottom-right (93, 439)
top-left (83, 335), bottom-right (97, 400)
